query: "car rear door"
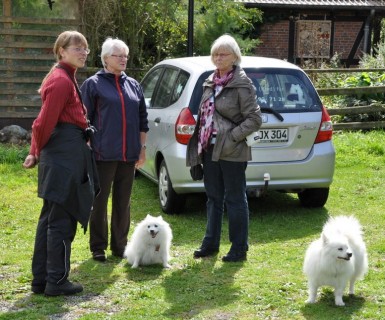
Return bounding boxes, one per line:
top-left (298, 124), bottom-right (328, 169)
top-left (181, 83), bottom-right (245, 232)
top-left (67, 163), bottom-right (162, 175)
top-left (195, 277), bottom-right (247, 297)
top-left (141, 65), bottom-right (189, 179)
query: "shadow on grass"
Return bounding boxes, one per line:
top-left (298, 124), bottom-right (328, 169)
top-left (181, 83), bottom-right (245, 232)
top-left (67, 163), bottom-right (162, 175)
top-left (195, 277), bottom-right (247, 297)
top-left (0, 257), bottom-right (121, 319)
top-left (133, 175), bottom-right (332, 246)
top-left (123, 262), bottom-right (164, 280)
top-left (162, 257), bottom-right (243, 318)
top-left (248, 192), bottom-right (330, 243)
top-left (171, 190), bottom-right (330, 246)
top-left (77, 257), bottom-right (120, 294)
top-left (301, 289), bottom-right (366, 319)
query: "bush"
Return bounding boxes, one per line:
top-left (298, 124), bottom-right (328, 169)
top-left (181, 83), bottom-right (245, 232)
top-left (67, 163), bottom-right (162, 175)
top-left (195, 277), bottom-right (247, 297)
top-left (312, 46), bottom-right (385, 123)
top-left (0, 144), bottom-right (30, 164)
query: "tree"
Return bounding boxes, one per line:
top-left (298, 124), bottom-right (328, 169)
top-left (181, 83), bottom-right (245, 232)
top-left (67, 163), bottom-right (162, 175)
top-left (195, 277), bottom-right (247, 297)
top-left (192, 0), bottom-right (262, 56)
top-left (11, 0), bottom-right (78, 18)
top-left (78, 0), bottom-right (263, 70)
top-left (79, 0), bottom-right (185, 71)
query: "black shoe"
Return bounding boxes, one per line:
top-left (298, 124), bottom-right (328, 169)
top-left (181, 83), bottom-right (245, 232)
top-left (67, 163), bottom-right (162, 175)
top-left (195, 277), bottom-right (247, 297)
top-left (31, 283), bottom-right (46, 294)
top-left (222, 251), bottom-right (247, 262)
top-left (112, 251), bottom-right (124, 258)
top-left (193, 247), bottom-right (219, 258)
top-left (92, 250), bottom-right (106, 262)
top-left (44, 280), bottom-right (83, 296)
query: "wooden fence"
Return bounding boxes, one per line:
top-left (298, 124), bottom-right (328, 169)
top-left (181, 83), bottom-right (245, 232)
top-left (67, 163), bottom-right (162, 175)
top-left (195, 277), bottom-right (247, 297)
top-left (0, 14), bottom-right (86, 128)
top-left (0, 13), bottom-right (145, 129)
top-left (305, 68), bottom-right (385, 131)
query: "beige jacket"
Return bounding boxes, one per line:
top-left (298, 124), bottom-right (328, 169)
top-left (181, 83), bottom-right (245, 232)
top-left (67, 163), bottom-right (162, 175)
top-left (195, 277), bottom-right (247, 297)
top-left (186, 65), bottom-right (262, 166)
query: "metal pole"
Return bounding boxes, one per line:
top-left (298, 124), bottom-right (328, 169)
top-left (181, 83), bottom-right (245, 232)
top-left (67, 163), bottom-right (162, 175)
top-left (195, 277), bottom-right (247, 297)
top-left (187, 0), bottom-right (194, 56)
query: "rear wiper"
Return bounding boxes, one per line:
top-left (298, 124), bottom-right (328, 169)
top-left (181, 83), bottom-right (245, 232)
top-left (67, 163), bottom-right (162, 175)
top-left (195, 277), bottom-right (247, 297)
top-left (260, 107), bottom-right (284, 122)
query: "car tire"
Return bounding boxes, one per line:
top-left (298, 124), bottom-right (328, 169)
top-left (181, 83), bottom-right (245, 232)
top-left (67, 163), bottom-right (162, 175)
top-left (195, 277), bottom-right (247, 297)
top-left (158, 160), bottom-right (186, 214)
top-left (298, 188), bottom-right (329, 208)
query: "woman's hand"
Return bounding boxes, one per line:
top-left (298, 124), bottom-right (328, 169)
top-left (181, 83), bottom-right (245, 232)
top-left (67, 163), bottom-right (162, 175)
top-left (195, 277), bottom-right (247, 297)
top-left (23, 154), bottom-right (37, 169)
top-left (135, 147), bottom-right (146, 169)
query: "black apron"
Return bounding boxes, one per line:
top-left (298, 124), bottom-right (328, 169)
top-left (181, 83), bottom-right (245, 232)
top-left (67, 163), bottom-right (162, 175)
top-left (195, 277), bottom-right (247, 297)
top-left (38, 123), bottom-right (99, 231)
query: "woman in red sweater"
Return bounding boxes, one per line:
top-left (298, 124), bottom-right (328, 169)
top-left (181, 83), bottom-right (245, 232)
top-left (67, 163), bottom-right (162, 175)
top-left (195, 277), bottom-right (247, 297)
top-left (23, 30), bottom-right (99, 296)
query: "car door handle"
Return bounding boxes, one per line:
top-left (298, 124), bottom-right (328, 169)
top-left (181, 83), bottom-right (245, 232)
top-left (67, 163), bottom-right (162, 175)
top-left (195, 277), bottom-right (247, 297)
top-left (154, 117), bottom-right (161, 123)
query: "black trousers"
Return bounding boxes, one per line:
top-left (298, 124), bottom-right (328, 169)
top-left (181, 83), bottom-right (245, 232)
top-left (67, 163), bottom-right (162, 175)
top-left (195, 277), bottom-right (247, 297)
top-left (89, 161), bottom-right (135, 255)
top-left (32, 200), bottom-right (77, 286)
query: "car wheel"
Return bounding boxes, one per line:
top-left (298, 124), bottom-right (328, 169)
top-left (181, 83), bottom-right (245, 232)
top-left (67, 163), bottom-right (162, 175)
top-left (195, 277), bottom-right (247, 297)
top-left (158, 160), bottom-right (186, 214)
top-left (298, 188), bottom-right (329, 208)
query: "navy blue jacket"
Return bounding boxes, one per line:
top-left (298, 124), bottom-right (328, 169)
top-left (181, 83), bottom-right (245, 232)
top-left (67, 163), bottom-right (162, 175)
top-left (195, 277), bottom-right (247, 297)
top-left (80, 70), bottom-right (148, 162)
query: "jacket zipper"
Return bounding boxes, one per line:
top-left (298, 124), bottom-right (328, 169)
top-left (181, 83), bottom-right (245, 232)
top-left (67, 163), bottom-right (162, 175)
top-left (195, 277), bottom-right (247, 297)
top-left (115, 76), bottom-right (127, 161)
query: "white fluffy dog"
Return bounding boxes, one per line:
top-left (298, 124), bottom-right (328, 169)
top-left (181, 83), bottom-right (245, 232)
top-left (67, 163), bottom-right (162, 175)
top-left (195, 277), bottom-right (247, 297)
top-left (124, 215), bottom-right (172, 269)
top-left (303, 215), bottom-right (368, 306)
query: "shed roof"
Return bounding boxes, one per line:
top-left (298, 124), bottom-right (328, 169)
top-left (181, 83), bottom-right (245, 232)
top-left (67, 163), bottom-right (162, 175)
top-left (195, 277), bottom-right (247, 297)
top-left (238, 0), bottom-right (385, 10)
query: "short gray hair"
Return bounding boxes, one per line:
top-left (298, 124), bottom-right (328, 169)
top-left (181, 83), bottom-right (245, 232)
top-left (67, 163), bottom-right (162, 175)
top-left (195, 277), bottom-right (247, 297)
top-left (210, 34), bottom-right (242, 66)
top-left (100, 37), bottom-right (129, 68)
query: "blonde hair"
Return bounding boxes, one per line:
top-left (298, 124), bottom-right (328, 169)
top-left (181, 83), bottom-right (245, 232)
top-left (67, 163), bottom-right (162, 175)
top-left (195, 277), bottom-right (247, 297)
top-left (210, 34), bottom-right (242, 66)
top-left (38, 30), bottom-right (88, 92)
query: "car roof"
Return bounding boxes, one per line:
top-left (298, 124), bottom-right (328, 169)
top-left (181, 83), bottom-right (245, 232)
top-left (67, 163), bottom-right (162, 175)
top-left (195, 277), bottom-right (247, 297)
top-left (156, 56), bottom-right (302, 74)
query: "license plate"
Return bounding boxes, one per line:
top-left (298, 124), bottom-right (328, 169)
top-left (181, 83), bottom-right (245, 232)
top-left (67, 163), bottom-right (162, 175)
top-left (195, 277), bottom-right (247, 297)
top-left (258, 128), bottom-right (288, 143)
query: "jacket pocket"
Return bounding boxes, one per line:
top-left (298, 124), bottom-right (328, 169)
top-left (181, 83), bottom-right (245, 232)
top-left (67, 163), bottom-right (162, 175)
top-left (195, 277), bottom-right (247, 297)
top-left (221, 133), bottom-right (243, 158)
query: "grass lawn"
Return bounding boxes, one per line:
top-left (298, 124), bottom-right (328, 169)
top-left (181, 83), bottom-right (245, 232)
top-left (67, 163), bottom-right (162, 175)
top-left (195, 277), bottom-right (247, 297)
top-left (0, 131), bottom-right (384, 319)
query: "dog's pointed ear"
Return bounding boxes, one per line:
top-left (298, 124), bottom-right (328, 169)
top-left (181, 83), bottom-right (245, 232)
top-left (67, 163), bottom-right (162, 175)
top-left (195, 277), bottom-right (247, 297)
top-left (146, 214), bottom-right (152, 219)
top-left (159, 216), bottom-right (164, 221)
top-left (322, 232), bottom-right (329, 245)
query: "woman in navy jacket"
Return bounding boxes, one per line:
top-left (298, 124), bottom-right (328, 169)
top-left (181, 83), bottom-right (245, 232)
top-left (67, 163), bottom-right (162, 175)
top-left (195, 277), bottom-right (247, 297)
top-left (81, 38), bottom-right (148, 262)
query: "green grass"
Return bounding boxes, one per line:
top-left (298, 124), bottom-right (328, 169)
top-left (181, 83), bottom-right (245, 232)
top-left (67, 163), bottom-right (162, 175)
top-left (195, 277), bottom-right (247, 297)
top-left (1, 131), bottom-right (385, 319)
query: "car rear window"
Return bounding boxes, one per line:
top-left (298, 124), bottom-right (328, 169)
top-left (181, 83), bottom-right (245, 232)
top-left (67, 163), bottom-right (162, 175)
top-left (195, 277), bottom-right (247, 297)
top-left (246, 68), bottom-right (322, 113)
top-left (189, 68), bottom-right (322, 115)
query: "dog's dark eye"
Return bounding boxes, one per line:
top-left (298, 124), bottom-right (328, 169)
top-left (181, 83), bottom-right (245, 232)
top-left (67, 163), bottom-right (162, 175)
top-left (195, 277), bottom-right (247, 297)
top-left (338, 248), bottom-right (343, 251)
top-left (147, 225), bottom-right (150, 228)
top-left (154, 225), bottom-right (158, 228)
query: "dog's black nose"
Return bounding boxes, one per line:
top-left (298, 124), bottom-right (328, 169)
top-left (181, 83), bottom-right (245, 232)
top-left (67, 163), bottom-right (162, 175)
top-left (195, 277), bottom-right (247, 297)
top-left (347, 252), bottom-right (352, 258)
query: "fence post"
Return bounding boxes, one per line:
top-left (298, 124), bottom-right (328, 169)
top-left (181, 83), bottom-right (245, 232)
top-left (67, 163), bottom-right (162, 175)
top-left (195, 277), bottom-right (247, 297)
top-left (3, 0), bottom-right (15, 112)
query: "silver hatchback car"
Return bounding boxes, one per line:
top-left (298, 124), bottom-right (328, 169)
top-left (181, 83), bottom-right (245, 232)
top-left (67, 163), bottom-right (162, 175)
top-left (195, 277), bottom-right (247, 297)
top-left (139, 56), bottom-right (335, 213)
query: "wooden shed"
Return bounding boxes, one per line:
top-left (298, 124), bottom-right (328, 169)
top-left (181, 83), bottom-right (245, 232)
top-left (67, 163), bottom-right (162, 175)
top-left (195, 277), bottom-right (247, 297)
top-left (0, 0), bottom-right (83, 129)
top-left (240, 0), bottom-right (385, 66)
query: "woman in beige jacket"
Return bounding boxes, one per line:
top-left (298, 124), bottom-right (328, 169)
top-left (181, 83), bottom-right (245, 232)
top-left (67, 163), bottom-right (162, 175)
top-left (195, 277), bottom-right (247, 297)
top-left (186, 34), bottom-right (262, 262)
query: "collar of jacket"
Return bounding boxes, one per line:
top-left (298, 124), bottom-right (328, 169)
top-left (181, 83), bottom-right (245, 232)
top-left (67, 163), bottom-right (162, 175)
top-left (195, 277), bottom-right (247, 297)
top-left (57, 62), bottom-right (76, 79)
top-left (96, 68), bottom-right (128, 81)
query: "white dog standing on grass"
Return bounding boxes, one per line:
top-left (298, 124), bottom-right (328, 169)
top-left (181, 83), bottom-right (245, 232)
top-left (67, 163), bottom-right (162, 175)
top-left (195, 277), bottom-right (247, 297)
top-left (303, 215), bottom-right (368, 306)
top-left (124, 215), bottom-right (172, 269)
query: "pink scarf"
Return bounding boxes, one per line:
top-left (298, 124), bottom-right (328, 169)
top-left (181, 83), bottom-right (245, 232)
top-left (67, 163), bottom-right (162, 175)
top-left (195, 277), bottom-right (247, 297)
top-left (198, 97), bottom-right (215, 154)
top-left (197, 68), bottom-right (235, 154)
top-left (213, 67), bottom-right (235, 87)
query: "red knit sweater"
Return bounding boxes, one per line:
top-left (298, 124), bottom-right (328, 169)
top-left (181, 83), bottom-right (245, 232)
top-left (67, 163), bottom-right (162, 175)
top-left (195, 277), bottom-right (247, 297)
top-left (30, 62), bottom-right (88, 156)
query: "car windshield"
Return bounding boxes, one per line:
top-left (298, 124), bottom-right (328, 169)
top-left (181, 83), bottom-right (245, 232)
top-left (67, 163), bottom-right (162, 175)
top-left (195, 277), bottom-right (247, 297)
top-left (189, 68), bottom-right (322, 115)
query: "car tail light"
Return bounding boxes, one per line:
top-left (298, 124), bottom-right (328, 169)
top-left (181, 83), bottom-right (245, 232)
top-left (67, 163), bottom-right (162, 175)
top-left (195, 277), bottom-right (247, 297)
top-left (175, 107), bottom-right (196, 145)
top-left (314, 106), bottom-right (333, 143)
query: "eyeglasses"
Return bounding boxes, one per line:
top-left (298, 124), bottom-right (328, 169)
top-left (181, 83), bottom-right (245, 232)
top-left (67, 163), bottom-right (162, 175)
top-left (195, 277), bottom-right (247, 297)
top-left (214, 53), bottom-right (232, 58)
top-left (68, 47), bottom-right (90, 54)
top-left (110, 54), bottom-right (129, 60)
